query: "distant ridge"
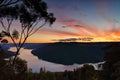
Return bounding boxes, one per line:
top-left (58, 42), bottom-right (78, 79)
top-left (31, 42), bottom-right (116, 65)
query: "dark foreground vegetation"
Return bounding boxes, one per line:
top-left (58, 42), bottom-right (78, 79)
top-left (0, 43), bottom-right (120, 80)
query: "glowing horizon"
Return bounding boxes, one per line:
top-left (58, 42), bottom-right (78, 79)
top-left (1, 0), bottom-right (120, 43)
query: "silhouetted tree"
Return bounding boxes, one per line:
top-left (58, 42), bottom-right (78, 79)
top-left (74, 64), bottom-right (97, 80)
top-left (103, 43), bottom-right (120, 80)
top-left (0, 46), bottom-right (15, 80)
top-left (0, 0), bottom-right (56, 67)
top-left (0, 46), bottom-right (28, 80)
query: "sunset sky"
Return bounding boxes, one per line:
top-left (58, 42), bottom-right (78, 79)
top-left (1, 0), bottom-right (120, 43)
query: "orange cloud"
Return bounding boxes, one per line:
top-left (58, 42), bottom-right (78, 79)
top-left (56, 16), bottom-right (120, 42)
top-left (59, 16), bottom-right (101, 36)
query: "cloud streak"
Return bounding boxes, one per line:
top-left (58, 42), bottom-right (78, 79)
top-left (38, 29), bottom-right (81, 37)
top-left (58, 15), bottom-right (101, 36)
top-left (53, 37), bottom-right (93, 42)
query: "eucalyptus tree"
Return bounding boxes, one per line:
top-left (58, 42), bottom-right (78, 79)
top-left (0, 0), bottom-right (56, 66)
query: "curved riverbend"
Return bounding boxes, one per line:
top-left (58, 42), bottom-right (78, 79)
top-left (8, 47), bottom-right (103, 72)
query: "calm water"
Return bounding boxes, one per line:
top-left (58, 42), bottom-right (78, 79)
top-left (8, 47), bottom-right (101, 72)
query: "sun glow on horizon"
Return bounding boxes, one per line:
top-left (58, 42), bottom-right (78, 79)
top-left (1, 0), bottom-right (120, 43)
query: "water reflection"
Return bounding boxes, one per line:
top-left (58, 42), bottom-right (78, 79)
top-left (8, 47), bottom-right (102, 72)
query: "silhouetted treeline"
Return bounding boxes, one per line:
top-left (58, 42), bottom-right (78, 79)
top-left (0, 47), bottom-right (27, 80)
top-left (20, 64), bottom-right (98, 80)
top-left (102, 43), bottom-right (120, 80)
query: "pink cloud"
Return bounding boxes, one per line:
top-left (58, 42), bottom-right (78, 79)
top-left (58, 15), bottom-right (101, 36)
top-left (38, 29), bottom-right (81, 37)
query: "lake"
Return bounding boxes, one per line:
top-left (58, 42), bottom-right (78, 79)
top-left (6, 42), bottom-right (106, 72)
top-left (8, 47), bottom-right (86, 72)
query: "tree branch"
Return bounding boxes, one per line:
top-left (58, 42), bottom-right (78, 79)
top-left (18, 24), bottom-right (27, 46)
top-left (28, 21), bottom-right (39, 35)
top-left (28, 22), bottom-right (47, 37)
top-left (0, 0), bottom-right (19, 7)
top-left (0, 20), bottom-right (7, 31)
top-left (12, 35), bottom-right (28, 65)
top-left (7, 18), bottom-right (13, 32)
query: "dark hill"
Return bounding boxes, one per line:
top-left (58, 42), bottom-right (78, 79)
top-left (31, 42), bottom-right (113, 65)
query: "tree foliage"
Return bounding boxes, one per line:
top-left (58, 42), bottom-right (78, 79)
top-left (103, 43), bottom-right (120, 80)
top-left (0, 0), bottom-right (56, 66)
top-left (0, 0), bottom-right (19, 8)
top-left (12, 64), bottom-right (97, 80)
top-left (0, 47), bottom-right (28, 80)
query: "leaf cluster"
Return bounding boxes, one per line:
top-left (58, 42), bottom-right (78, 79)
top-left (0, 31), bottom-right (9, 44)
top-left (0, 0), bottom-right (56, 25)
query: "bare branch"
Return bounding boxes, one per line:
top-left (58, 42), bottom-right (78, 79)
top-left (7, 18), bottom-right (13, 32)
top-left (28, 21), bottom-right (39, 34)
top-left (0, 20), bottom-right (7, 31)
top-left (18, 24), bottom-right (27, 46)
top-left (0, 0), bottom-right (19, 7)
top-left (12, 35), bottom-right (28, 65)
top-left (28, 22), bottom-right (47, 37)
